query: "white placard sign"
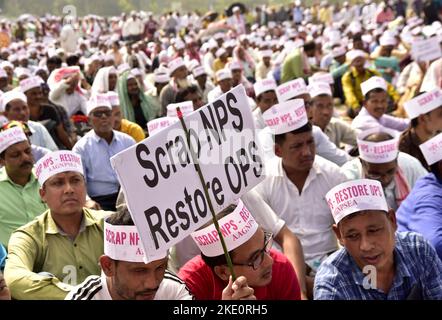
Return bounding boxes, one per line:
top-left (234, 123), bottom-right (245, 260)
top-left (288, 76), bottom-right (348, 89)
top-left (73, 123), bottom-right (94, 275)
top-left (110, 85), bottom-right (265, 262)
top-left (411, 37), bottom-right (442, 62)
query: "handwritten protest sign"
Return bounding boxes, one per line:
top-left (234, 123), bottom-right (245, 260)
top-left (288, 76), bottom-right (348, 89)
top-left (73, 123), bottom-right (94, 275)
top-left (411, 37), bottom-right (442, 62)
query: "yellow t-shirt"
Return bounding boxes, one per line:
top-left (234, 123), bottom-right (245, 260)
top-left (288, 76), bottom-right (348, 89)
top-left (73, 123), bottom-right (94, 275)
top-left (120, 118), bottom-right (145, 142)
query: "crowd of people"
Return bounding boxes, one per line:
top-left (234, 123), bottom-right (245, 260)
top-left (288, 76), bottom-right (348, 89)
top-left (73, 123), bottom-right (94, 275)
top-left (1, 0), bottom-right (442, 300)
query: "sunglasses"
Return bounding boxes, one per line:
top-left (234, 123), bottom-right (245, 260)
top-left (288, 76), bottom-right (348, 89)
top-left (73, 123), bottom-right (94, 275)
top-left (91, 110), bottom-right (112, 118)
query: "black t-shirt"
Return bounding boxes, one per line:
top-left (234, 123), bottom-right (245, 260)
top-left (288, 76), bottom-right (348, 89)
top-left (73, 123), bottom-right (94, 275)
top-left (133, 103), bottom-right (147, 128)
top-left (35, 104), bottom-right (64, 148)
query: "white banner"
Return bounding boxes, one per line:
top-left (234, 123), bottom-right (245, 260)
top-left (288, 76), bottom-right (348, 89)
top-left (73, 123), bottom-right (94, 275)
top-left (411, 37), bottom-right (442, 62)
top-left (110, 85), bottom-right (265, 262)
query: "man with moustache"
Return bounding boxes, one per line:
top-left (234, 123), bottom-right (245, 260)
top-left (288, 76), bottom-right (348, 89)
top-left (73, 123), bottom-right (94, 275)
top-left (253, 99), bottom-right (347, 298)
top-left (73, 94), bottom-right (135, 211)
top-left (0, 125), bottom-right (47, 248)
top-left (275, 78), bottom-right (352, 166)
top-left (314, 179), bottom-right (442, 299)
top-left (66, 204), bottom-right (193, 300)
top-left (4, 150), bottom-right (110, 299)
top-left (159, 58), bottom-right (190, 115)
top-left (2, 90), bottom-right (58, 151)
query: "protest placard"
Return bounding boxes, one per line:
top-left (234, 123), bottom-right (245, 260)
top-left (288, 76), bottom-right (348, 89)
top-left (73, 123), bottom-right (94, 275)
top-left (110, 85), bottom-right (264, 262)
top-left (411, 37), bottom-right (442, 62)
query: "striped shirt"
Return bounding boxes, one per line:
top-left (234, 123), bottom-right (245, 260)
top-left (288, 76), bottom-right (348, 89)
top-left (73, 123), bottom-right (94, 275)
top-left (65, 270), bottom-right (193, 300)
top-left (314, 232), bottom-right (442, 300)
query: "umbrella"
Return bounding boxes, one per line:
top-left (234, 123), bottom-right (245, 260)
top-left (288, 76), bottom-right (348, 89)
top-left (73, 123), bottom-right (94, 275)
top-left (225, 3), bottom-right (247, 17)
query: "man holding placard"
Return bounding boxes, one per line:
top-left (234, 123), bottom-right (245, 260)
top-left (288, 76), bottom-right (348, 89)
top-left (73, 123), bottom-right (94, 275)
top-left (110, 85), bottom-right (265, 265)
top-left (342, 126), bottom-right (427, 211)
top-left (314, 179), bottom-right (442, 300)
top-left (4, 151), bottom-right (109, 299)
top-left (179, 200), bottom-right (300, 300)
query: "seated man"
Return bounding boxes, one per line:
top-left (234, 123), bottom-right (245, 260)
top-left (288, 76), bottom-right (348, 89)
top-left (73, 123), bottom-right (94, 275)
top-left (274, 78), bottom-right (352, 166)
top-left (255, 99), bottom-right (347, 291)
top-left (143, 109), bottom-right (308, 298)
top-left (20, 76), bottom-right (73, 149)
top-left (0, 125), bottom-right (47, 247)
top-left (73, 94), bottom-right (135, 211)
top-left (2, 90), bottom-right (58, 151)
top-left (170, 188), bottom-right (308, 299)
top-left (179, 200), bottom-right (301, 300)
top-left (342, 126), bottom-right (427, 210)
top-left (400, 89), bottom-right (442, 170)
top-left (4, 151), bottom-right (110, 299)
top-left (351, 76), bottom-right (410, 133)
top-left (397, 132), bottom-right (442, 261)
top-left (108, 91), bottom-right (145, 143)
top-left (65, 208), bottom-right (194, 300)
top-left (207, 69), bottom-right (233, 103)
top-left (314, 179), bottom-right (442, 299)
top-left (174, 85), bottom-right (205, 111)
top-left (342, 50), bottom-right (399, 118)
top-left (252, 78), bottom-right (278, 130)
top-left (309, 81), bottom-right (358, 149)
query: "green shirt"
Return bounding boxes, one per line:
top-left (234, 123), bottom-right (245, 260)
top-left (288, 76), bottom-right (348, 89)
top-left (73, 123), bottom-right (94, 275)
top-left (281, 48), bottom-right (306, 83)
top-left (0, 168), bottom-right (47, 247)
top-left (4, 208), bottom-right (110, 300)
top-left (374, 56), bottom-right (400, 83)
top-left (330, 61), bottom-right (349, 79)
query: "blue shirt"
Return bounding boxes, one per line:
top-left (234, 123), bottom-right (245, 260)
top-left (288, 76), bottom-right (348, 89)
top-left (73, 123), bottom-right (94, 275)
top-left (0, 244), bottom-right (6, 269)
top-left (314, 232), bottom-right (442, 300)
top-left (72, 130), bottom-right (135, 197)
top-left (397, 173), bottom-right (442, 261)
top-left (292, 7), bottom-right (303, 23)
top-left (31, 144), bottom-right (51, 162)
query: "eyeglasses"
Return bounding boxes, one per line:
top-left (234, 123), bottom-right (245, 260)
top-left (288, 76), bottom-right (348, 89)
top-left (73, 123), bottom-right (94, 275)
top-left (232, 232), bottom-right (273, 270)
top-left (91, 110), bottom-right (112, 118)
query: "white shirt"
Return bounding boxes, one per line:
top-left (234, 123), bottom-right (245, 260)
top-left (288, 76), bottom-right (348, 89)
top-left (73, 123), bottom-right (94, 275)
top-left (420, 57), bottom-right (442, 93)
top-left (27, 120), bottom-right (58, 151)
top-left (254, 156), bottom-right (347, 267)
top-left (341, 152), bottom-right (428, 210)
top-left (65, 271), bottom-right (193, 300)
top-left (49, 82), bottom-right (88, 117)
top-left (59, 25), bottom-right (78, 54)
top-left (123, 18), bottom-right (144, 36)
top-left (255, 109), bottom-right (351, 166)
top-left (207, 86), bottom-right (223, 102)
top-left (351, 107), bottom-right (410, 133)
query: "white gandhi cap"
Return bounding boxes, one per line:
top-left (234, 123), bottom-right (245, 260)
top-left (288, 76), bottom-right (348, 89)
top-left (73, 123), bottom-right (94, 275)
top-left (326, 179), bottom-right (388, 225)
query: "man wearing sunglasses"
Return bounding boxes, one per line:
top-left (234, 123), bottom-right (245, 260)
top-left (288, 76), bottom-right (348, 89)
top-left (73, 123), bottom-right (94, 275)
top-left (179, 201), bottom-right (301, 300)
top-left (72, 94), bottom-right (135, 211)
